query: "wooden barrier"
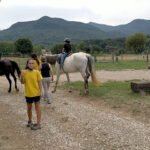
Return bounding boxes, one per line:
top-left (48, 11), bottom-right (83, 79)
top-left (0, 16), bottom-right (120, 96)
top-left (131, 82), bottom-right (150, 93)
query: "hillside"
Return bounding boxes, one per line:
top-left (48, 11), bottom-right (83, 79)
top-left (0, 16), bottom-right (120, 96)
top-left (90, 19), bottom-right (150, 36)
top-left (0, 17), bottom-right (150, 46)
top-left (0, 16), bottom-right (112, 45)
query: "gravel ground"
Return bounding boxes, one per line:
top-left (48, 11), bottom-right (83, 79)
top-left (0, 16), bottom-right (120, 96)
top-left (0, 70), bottom-right (150, 150)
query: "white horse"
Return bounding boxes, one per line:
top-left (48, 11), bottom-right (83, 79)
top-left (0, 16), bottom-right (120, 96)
top-left (52, 52), bottom-right (99, 94)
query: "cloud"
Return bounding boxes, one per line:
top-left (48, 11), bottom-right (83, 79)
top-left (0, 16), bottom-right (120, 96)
top-left (0, 0), bottom-right (150, 29)
top-left (0, 5), bottom-right (99, 29)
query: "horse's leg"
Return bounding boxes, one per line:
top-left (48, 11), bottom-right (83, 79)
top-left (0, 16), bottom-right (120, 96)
top-left (52, 73), bottom-right (60, 93)
top-left (84, 78), bottom-right (89, 95)
top-left (5, 74), bottom-right (12, 93)
top-left (65, 73), bottom-right (70, 82)
top-left (11, 72), bottom-right (19, 92)
top-left (81, 62), bottom-right (90, 95)
top-left (52, 63), bottom-right (61, 93)
top-left (84, 59), bottom-right (92, 94)
top-left (80, 70), bottom-right (89, 95)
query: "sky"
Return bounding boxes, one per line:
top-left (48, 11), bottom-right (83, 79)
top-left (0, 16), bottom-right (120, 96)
top-left (0, 0), bottom-right (150, 29)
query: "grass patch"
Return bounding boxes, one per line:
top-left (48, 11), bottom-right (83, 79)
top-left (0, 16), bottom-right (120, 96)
top-left (63, 81), bottom-right (150, 106)
top-left (96, 60), bottom-right (149, 70)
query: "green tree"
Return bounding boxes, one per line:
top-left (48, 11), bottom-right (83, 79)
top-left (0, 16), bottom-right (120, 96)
top-left (15, 38), bottom-right (33, 54)
top-left (125, 33), bottom-right (147, 53)
top-left (51, 44), bottom-right (63, 54)
top-left (0, 41), bottom-right (15, 53)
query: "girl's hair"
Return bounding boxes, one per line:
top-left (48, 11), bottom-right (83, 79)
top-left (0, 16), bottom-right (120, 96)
top-left (31, 53), bottom-right (40, 65)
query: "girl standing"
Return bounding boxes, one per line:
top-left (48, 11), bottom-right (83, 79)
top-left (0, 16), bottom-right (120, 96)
top-left (20, 58), bottom-right (42, 130)
top-left (40, 56), bottom-right (54, 104)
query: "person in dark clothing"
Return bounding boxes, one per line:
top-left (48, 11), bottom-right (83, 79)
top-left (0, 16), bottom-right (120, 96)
top-left (60, 38), bottom-right (72, 68)
top-left (40, 56), bottom-right (54, 104)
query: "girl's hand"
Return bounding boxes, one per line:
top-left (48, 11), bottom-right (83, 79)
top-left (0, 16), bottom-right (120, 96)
top-left (20, 71), bottom-right (25, 84)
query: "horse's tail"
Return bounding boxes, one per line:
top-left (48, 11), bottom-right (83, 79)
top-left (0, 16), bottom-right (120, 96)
top-left (11, 61), bottom-right (21, 77)
top-left (87, 55), bottom-right (100, 85)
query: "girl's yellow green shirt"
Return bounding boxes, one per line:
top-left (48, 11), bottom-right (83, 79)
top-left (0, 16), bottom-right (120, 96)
top-left (21, 69), bottom-right (42, 97)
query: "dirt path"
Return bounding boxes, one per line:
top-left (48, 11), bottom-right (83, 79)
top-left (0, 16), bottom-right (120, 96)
top-left (0, 70), bottom-right (150, 150)
top-left (59, 69), bottom-right (150, 82)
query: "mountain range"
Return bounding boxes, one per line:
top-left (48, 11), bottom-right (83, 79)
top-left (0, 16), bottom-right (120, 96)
top-left (0, 16), bottom-right (150, 45)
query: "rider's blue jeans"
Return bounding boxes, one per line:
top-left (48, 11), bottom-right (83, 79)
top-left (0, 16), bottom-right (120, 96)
top-left (60, 52), bottom-right (68, 67)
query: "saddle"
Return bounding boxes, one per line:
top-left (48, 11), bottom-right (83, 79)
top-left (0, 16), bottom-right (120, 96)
top-left (57, 52), bottom-right (72, 65)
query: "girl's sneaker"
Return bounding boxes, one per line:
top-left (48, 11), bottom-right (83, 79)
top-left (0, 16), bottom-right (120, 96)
top-left (47, 100), bottom-right (51, 104)
top-left (31, 124), bottom-right (41, 130)
top-left (26, 121), bottom-right (33, 127)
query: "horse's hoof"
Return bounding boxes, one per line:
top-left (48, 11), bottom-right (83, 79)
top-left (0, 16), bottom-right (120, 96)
top-left (84, 90), bottom-right (89, 95)
top-left (84, 93), bottom-right (89, 95)
top-left (52, 90), bottom-right (56, 93)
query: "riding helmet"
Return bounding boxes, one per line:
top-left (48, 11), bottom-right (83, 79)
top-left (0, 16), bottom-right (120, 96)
top-left (64, 38), bottom-right (70, 43)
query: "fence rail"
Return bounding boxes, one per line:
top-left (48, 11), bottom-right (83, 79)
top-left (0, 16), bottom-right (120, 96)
top-left (96, 54), bottom-right (150, 63)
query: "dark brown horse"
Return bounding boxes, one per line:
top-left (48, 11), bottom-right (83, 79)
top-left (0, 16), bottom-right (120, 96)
top-left (0, 59), bottom-right (21, 92)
